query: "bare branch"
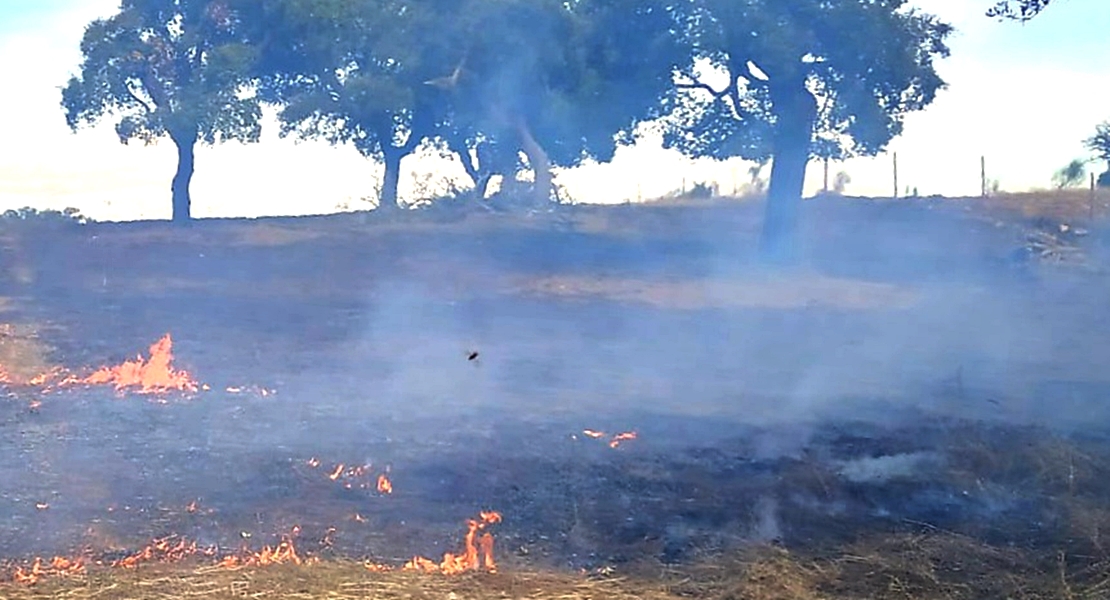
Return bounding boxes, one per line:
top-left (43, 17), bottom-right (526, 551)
top-left (125, 83), bottom-right (155, 113)
top-left (675, 79), bottom-right (730, 99)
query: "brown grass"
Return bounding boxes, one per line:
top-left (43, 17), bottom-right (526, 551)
top-left (0, 561), bottom-right (679, 600)
top-left (963, 189), bottom-right (1109, 224)
top-left (511, 272), bottom-right (918, 310)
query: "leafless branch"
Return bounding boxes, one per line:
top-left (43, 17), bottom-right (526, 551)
top-left (125, 83), bottom-right (155, 113)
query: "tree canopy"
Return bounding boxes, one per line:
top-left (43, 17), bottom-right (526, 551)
top-left (62, 0), bottom-right (262, 222)
top-left (1087, 121), bottom-right (1110, 187)
top-left (986, 0), bottom-right (1052, 21)
top-left (61, 0), bottom-right (957, 247)
top-left (663, 0), bottom-right (951, 260)
top-left (422, 0), bottom-right (683, 205)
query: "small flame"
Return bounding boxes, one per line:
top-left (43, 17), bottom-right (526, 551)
top-left (220, 537), bottom-right (302, 568)
top-left (34, 502), bottom-right (49, 511)
top-left (11, 556), bottom-right (86, 585)
top-left (377, 474), bottom-right (393, 494)
top-left (328, 464), bottom-right (344, 481)
top-left (582, 429), bottom-right (606, 439)
top-left (402, 510), bottom-right (502, 576)
top-left (113, 536), bottom-right (208, 569)
top-left (609, 431), bottom-right (638, 448)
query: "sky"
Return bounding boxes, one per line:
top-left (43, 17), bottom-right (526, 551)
top-left (0, 0), bottom-right (1107, 221)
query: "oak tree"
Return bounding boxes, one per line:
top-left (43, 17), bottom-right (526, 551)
top-left (665, 0), bottom-right (951, 261)
top-left (62, 0), bottom-right (261, 222)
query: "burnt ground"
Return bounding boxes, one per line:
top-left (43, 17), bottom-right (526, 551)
top-left (2, 196), bottom-right (1110, 580)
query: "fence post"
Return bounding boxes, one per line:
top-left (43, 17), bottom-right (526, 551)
top-left (893, 152), bottom-right (899, 199)
top-left (980, 156), bottom-right (987, 197)
top-left (1091, 172), bottom-right (1096, 221)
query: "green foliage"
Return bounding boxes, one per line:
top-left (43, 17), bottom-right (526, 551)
top-left (662, 0), bottom-right (952, 163)
top-left (62, 0), bottom-right (262, 145)
top-left (0, 207), bottom-right (90, 226)
top-left (986, 0), bottom-right (1052, 21)
top-left (254, 0), bottom-right (440, 160)
top-left (423, 0), bottom-right (682, 164)
top-left (1052, 159), bottom-right (1087, 190)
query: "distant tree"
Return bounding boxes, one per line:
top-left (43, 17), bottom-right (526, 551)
top-left (986, 0), bottom-right (1052, 20)
top-left (1052, 159), bottom-right (1087, 189)
top-left (664, 0), bottom-right (951, 261)
top-left (433, 0), bottom-right (684, 206)
top-left (61, 0), bottom-right (262, 222)
top-left (1085, 121), bottom-right (1110, 187)
top-left (249, 0), bottom-right (458, 212)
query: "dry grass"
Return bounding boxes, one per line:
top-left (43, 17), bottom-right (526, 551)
top-left (0, 321), bottom-right (59, 384)
top-left (967, 189), bottom-right (1110, 224)
top-left (7, 535), bottom-right (1110, 600)
top-left (512, 272), bottom-right (918, 310)
top-left (0, 561), bottom-right (679, 600)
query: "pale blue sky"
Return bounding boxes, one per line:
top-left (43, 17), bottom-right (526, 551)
top-left (0, 0), bottom-right (1107, 220)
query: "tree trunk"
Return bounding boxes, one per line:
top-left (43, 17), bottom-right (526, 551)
top-left (476, 173), bottom-right (494, 199)
top-left (514, 118), bottom-right (552, 206)
top-left (170, 129), bottom-right (197, 223)
top-left (761, 82), bottom-right (818, 263)
top-left (379, 150), bottom-right (403, 212)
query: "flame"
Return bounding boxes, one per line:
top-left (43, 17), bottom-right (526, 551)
top-left (10, 556), bottom-right (86, 585)
top-left (34, 502), bottom-right (49, 511)
top-left (220, 537), bottom-right (303, 568)
top-left (377, 474), bottom-right (393, 494)
top-left (328, 464), bottom-right (344, 481)
top-left (582, 429), bottom-right (639, 448)
top-left (402, 510), bottom-right (502, 575)
top-left (112, 536), bottom-right (208, 569)
top-left (609, 431), bottom-right (638, 448)
top-left (79, 334), bottom-right (199, 394)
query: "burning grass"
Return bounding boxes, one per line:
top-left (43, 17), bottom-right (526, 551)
top-left (0, 561), bottom-right (682, 600)
top-left (6, 533), bottom-right (1110, 600)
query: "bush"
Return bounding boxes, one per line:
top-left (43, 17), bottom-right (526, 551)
top-left (0, 207), bottom-right (90, 226)
top-left (1098, 171), bottom-right (1110, 189)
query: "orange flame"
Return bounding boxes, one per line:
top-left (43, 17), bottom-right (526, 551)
top-left (112, 536), bottom-right (208, 569)
top-left (402, 510), bottom-right (502, 576)
top-left (80, 334), bottom-right (199, 394)
top-left (609, 431), bottom-right (638, 448)
top-left (10, 556), bottom-right (86, 585)
top-left (377, 474), bottom-right (393, 494)
top-left (582, 429), bottom-right (606, 439)
top-left (328, 464), bottom-right (344, 481)
top-left (220, 537), bottom-right (303, 568)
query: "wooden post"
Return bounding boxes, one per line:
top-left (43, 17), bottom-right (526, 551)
top-left (1091, 172), bottom-right (1097, 221)
top-left (892, 152), bottom-right (899, 199)
top-left (981, 156), bottom-right (987, 197)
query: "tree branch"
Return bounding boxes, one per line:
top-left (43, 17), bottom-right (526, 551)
top-left (675, 79), bottom-right (730, 99)
top-left (125, 83), bottom-right (155, 113)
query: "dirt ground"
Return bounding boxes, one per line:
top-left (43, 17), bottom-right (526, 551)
top-left (2, 193), bottom-right (1110, 597)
